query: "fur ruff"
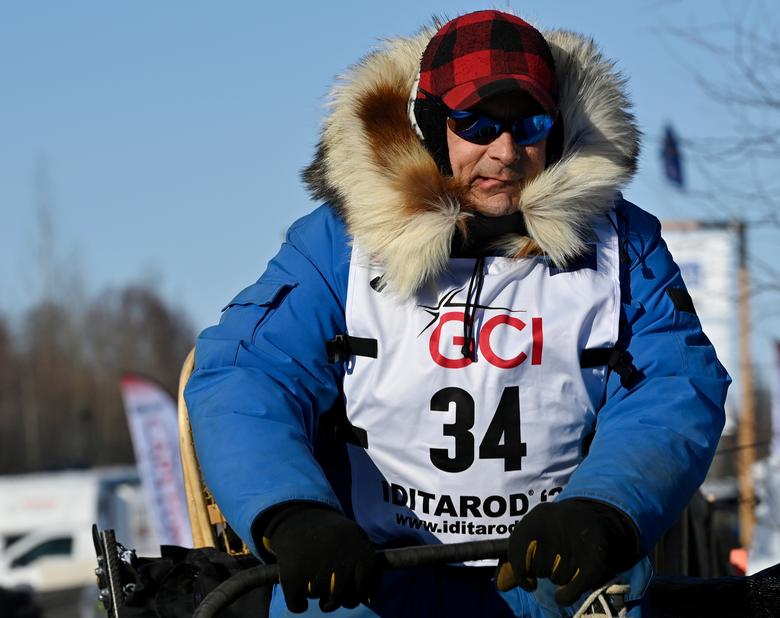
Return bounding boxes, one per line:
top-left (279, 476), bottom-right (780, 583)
top-left (302, 24), bottom-right (640, 298)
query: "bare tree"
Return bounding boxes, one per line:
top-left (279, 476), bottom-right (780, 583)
top-left (661, 1), bottom-right (780, 248)
top-left (660, 0), bottom-right (780, 416)
top-left (80, 281), bottom-right (195, 467)
top-left (18, 299), bottom-right (93, 470)
top-left (0, 314), bottom-right (23, 473)
top-left (0, 282), bottom-right (194, 474)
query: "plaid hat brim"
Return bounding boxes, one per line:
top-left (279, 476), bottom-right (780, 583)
top-left (441, 74), bottom-right (557, 114)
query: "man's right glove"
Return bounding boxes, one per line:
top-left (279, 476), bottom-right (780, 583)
top-left (496, 499), bottom-right (640, 607)
top-left (259, 504), bottom-right (380, 613)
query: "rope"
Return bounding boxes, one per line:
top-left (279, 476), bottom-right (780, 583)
top-left (572, 582), bottom-right (632, 618)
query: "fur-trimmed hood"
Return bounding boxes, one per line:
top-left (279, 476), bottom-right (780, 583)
top-left (303, 21), bottom-right (640, 298)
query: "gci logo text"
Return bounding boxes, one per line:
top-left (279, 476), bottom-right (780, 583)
top-left (429, 312), bottom-right (543, 369)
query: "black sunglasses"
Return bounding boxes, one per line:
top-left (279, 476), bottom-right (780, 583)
top-left (447, 109), bottom-right (555, 146)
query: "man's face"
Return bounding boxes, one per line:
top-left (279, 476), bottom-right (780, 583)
top-left (446, 92), bottom-right (548, 217)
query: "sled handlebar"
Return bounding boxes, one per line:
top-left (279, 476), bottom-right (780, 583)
top-left (192, 538), bottom-right (510, 618)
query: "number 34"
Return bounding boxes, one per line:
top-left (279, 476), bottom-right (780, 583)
top-left (430, 386), bottom-right (527, 473)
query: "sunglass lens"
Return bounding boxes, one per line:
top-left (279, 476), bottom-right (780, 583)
top-left (512, 114), bottom-right (554, 145)
top-left (469, 117), bottom-right (503, 144)
top-left (451, 114), bottom-right (500, 144)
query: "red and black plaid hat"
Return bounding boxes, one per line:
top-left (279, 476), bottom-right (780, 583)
top-left (417, 10), bottom-right (558, 114)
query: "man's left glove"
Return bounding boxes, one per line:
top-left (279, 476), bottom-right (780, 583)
top-left (259, 504), bottom-right (381, 613)
top-left (496, 499), bottom-right (640, 607)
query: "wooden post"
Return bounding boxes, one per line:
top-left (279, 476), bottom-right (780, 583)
top-left (735, 221), bottom-right (756, 547)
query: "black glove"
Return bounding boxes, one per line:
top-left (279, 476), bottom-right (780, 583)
top-left (259, 504), bottom-right (380, 613)
top-left (496, 499), bottom-right (640, 607)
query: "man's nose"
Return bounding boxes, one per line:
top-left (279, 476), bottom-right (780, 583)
top-left (487, 130), bottom-right (519, 164)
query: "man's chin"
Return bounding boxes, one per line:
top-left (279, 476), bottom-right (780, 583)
top-left (469, 191), bottom-right (518, 216)
top-left (471, 199), bottom-right (518, 217)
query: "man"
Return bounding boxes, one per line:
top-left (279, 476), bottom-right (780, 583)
top-left (185, 10), bottom-right (729, 617)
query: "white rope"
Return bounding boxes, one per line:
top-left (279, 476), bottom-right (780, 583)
top-left (572, 583), bottom-right (631, 618)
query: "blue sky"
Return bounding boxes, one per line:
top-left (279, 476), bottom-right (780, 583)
top-left (2, 1), bottom-right (778, 378)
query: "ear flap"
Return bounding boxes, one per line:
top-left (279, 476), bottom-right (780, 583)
top-left (545, 114), bottom-right (565, 168)
top-left (413, 98), bottom-right (452, 176)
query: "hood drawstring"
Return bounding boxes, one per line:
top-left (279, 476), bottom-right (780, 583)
top-left (461, 256), bottom-right (486, 360)
top-left (450, 212), bottom-right (526, 361)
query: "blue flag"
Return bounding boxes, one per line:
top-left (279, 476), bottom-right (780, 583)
top-left (661, 125), bottom-right (684, 188)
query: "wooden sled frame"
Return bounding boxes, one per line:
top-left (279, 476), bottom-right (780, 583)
top-left (177, 347), bottom-right (249, 555)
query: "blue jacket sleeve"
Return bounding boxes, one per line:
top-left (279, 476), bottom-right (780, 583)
top-left (183, 205), bottom-right (351, 555)
top-left (558, 199), bottom-right (730, 555)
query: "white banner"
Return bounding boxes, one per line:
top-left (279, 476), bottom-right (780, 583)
top-left (772, 342), bottom-right (780, 457)
top-left (748, 455), bottom-right (780, 574)
top-left (119, 374), bottom-right (192, 547)
top-left (661, 225), bottom-right (738, 434)
top-left (749, 341), bottom-right (780, 572)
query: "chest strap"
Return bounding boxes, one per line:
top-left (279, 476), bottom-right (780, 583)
top-left (326, 334), bottom-right (378, 363)
top-left (323, 334), bottom-right (375, 449)
top-left (320, 403), bottom-right (369, 449)
top-left (580, 347), bottom-right (644, 389)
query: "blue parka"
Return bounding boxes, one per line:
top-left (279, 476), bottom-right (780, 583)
top-left (184, 21), bottom-right (729, 618)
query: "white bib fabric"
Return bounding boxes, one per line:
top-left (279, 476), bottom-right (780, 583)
top-left (342, 214), bottom-right (621, 558)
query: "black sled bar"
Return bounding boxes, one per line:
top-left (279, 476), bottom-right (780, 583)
top-left (192, 538), bottom-right (510, 618)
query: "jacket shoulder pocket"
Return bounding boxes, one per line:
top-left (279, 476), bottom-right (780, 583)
top-left (203, 280), bottom-right (298, 345)
top-left (222, 280), bottom-right (298, 311)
